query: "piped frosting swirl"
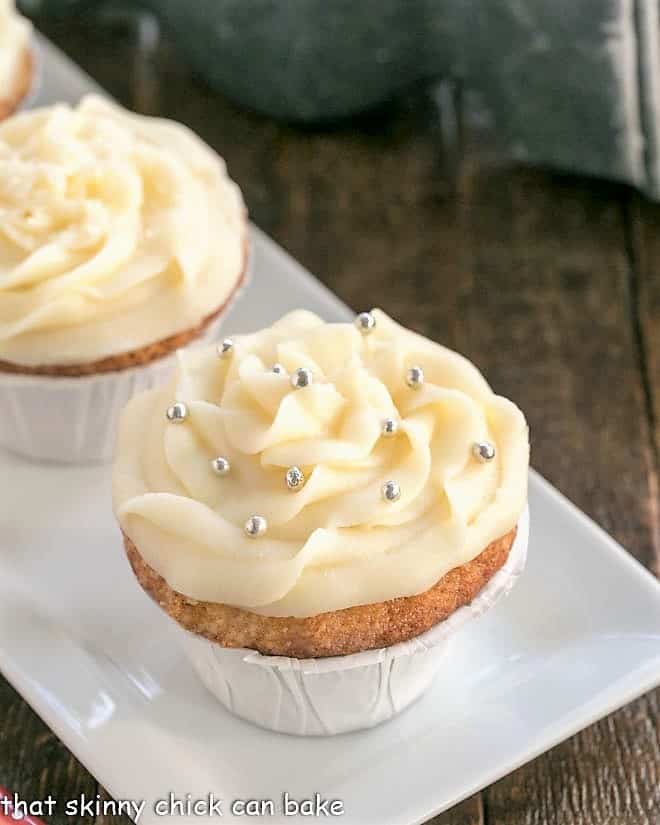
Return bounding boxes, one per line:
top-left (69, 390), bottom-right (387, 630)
top-left (113, 310), bottom-right (529, 617)
top-left (0, 95), bottom-right (246, 366)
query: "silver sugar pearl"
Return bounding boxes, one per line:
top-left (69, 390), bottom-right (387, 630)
top-left (381, 417), bottom-right (400, 438)
top-left (211, 456), bottom-right (231, 476)
top-left (382, 480), bottom-right (401, 502)
top-left (472, 441), bottom-right (496, 462)
top-left (272, 362), bottom-right (286, 374)
top-left (291, 367), bottom-right (313, 390)
top-left (406, 365), bottom-right (424, 389)
top-left (355, 311), bottom-right (376, 335)
top-left (285, 465), bottom-right (306, 491)
top-left (217, 338), bottom-right (234, 358)
top-left (244, 515), bottom-right (268, 537)
top-left (166, 401), bottom-right (188, 423)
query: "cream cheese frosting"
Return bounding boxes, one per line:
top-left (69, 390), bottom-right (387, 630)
top-left (0, 95), bottom-right (246, 366)
top-left (113, 310), bottom-right (529, 618)
top-left (0, 1), bottom-right (30, 100)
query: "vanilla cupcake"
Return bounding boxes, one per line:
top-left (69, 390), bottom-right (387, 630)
top-left (0, 1), bottom-right (33, 120)
top-left (0, 95), bottom-right (248, 463)
top-left (113, 310), bottom-right (529, 734)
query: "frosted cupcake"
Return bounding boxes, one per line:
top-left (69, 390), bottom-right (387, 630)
top-left (0, 1), bottom-right (33, 120)
top-left (0, 95), bottom-right (248, 463)
top-left (113, 310), bottom-right (529, 734)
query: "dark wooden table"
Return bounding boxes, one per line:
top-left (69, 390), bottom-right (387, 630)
top-left (1, 13), bottom-right (659, 825)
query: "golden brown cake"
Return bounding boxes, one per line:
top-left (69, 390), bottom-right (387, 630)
top-left (0, 46), bottom-right (32, 120)
top-left (124, 528), bottom-right (516, 658)
top-left (0, 2), bottom-right (33, 120)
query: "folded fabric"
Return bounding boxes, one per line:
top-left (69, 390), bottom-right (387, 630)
top-left (28, 0), bottom-right (660, 199)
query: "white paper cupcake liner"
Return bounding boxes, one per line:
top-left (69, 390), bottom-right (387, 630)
top-left (0, 317), bottom-right (221, 465)
top-left (178, 506), bottom-right (530, 736)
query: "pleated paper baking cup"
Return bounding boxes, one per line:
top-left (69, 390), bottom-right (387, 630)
top-left (178, 506), bottom-right (529, 736)
top-left (0, 313), bottom-right (226, 465)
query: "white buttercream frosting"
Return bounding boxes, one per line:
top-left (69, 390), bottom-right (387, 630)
top-left (0, 95), bottom-right (246, 366)
top-left (113, 310), bottom-right (529, 618)
top-left (0, 1), bottom-right (30, 101)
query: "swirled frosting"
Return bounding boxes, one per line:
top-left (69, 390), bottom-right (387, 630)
top-left (0, 1), bottom-right (30, 99)
top-left (113, 310), bottom-right (529, 618)
top-left (0, 95), bottom-right (246, 366)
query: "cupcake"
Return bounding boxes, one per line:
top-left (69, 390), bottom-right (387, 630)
top-left (0, 95), bottom-right (248, 463)
top-left (113, 309), bottom-right (529, 734)
top-left (0, 0), bottom-right (33, 120)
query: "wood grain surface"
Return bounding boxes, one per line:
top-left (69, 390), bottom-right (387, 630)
top-left (1, 12), bottom-right (658, 825)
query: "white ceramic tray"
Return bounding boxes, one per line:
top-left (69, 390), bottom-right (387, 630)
top-left (1, 36), bottom-right (660, 825)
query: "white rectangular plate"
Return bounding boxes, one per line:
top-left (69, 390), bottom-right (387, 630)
top-left (1, 37), bottom-right (660, 825)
